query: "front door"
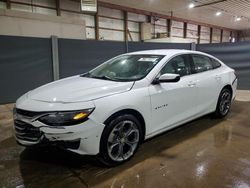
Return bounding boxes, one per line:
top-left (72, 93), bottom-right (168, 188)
top-left (148, 54), bottom-right (197, 135)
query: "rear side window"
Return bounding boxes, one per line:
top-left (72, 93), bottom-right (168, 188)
top-left (192, 54), bottom-right (213, 73)
top-left (210, 58), bottom-right (221, 69)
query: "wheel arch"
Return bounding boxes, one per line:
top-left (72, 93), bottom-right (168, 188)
top-left (222, 84), bottom-right (233, 96)
top-left (214, 84), bottom-right (233, 118)
top-left (103, 108), bottom-right (146, 141)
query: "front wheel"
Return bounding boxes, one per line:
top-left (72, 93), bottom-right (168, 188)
top-left (214, 88), bottom-right (232, 118)
top-left (98, 114), bottom-right (142, 166)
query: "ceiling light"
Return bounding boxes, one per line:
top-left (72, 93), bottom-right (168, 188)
top-left (235, 17), bottom-right (241, 21)
top-left (216, 12), bottom-right (222, 16)
top-left (189, 3), bottom-right (195, 8)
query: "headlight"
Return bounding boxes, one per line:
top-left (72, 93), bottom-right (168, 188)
top-left (38, 108), bottom-right (94, 126)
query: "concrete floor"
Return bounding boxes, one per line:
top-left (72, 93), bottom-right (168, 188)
top-left (0, 91), bottom-right (250, 188)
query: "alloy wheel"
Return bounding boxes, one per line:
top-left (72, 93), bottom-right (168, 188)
top-left (107, 120), bottom-right (140, 162)
top-left (219, 90), bottom-right (232, 116)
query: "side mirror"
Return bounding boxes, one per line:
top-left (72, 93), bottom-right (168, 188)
top-left (153, 73), bottom-right (180, 84)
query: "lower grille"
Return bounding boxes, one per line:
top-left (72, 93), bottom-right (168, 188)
top-left (52, 139), bottom-right (81, 150)
top-left (14, 120), bottom-right (42, 142)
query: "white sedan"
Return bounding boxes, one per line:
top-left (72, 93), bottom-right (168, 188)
top-left (14, 49), bottom-right (237, 166)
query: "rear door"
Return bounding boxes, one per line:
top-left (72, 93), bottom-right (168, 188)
top-left (148, 54), bottom-right (198, 134)
top-left (190, 54), bottom-right (223, 114)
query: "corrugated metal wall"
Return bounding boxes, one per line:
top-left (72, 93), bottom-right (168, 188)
top-left (197, 42), bottom-right (250, 90)
top-left (0, 35), bottom-right (249, 104)
top-left (0, 35), bottom-right (191, 104)
top-left (58, 39), bottom-right (191, 78)
top-left (0, 35), bottom-right (53, 104)
top-left (58, 39), bottom-right (127, 78)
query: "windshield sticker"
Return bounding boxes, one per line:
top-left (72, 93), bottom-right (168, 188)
top-left (138, 57), bottom-right (159, 62)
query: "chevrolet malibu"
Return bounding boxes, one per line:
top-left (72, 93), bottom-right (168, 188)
top-left (14, 50), bottom-right (237, 166)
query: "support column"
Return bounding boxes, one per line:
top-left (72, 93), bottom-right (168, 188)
top-left (51, 36), bottom-right (60, 81)
top-left (95, 9), bottom-right (99, 40)
top-left (124, 11), bottom-right (129, 52)
top-left (6, 0), bottom-right (11, 9)
top-left (167, 19), bottom-right (171, 37)
top-left (229, 31), bottom-right (233, 42)
top-left (124, 11), bottom-right (128, 42)
top-left (56, 0), bottom-right (61, 16)
top-left (183, 22), bottom-right (187, 38)
top-left (220, 29), bottom-right (223, 43)
top-left (191, 42), bottom-right (196, 51)
top-left (210, 28), bottom-right (213, 43)
top-left (197, 25), bottom-right (201, 44)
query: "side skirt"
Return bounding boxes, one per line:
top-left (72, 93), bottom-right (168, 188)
top-left (144, 110), bottom-right (214, 140)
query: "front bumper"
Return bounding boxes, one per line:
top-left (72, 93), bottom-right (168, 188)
top-left (14, 114), bottom-right (105, 155)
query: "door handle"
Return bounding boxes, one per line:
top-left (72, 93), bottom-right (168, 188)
top-left (215, 75), bottom-right (222, 80)
top-left (188, 82), bottom-right (196, 87)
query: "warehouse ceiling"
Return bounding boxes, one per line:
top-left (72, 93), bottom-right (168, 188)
top-left (100, 0), bottom-right (250, 30)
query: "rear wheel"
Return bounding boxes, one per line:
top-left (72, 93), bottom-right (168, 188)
top-left (99, 114), bottom-right (142, 166)
top-left (214, 88), bottom-right (232, 118)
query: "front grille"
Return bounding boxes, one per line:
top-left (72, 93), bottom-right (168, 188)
top-left (14, 120), bottom-right (42, 142)
top-left (16, 108), bottom-right (43, 118)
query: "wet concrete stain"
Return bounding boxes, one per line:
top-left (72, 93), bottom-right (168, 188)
top-left (0, 101), bottom-right (250, 188)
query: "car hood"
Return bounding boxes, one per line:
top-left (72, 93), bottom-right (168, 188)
top-left (28, 76), bottom-right (134, 103)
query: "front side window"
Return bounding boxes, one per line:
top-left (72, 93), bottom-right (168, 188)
top-left (84, 54), bottom-right (164, 81)
top-left (160, 55), bottom-right (191, 77)
top-left (192, 54), bottom-right (213, 73)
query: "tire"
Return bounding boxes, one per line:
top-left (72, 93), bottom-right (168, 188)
top-left (214, 88), bottom-right (232, 118)
top-left (98, 114), bottom-right (142, 167)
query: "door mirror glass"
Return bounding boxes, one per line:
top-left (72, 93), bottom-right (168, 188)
top-left (158, 73), bottom-right (180, 83)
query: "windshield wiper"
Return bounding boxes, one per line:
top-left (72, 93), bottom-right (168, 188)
top-left (89, 74), bottom-right (118, 81)
top-left (81, 73), bottom-right (127, 82)
top-left (80, 72), bottom-right (90, 77)
top-left (93, 75), bottom-right (111, 80)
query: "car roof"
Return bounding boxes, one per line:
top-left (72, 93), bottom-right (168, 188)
top-left (127, 49), bottom-right (208, 56)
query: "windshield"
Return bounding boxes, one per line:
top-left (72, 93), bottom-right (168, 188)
top-left (83, 54), bottom-right (165, 81)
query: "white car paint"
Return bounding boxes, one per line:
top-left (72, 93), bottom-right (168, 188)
top-left (14, 49), bottom-right (237, 155)
top-left (28, 75), bottom-right (134, 103)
